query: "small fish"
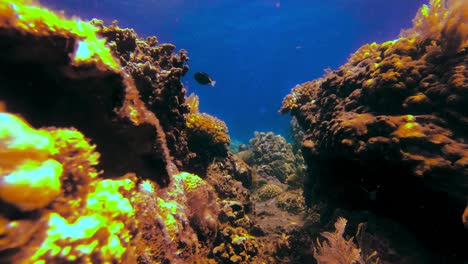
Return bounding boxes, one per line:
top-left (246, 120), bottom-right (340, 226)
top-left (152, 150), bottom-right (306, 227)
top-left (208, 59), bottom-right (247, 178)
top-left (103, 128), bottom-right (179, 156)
top-left (194, 72), bottom-right (216, 87)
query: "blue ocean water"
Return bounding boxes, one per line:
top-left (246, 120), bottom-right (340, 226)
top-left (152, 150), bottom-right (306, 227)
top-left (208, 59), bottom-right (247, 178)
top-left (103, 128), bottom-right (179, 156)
top-left (41, 0), bottom-right (426, 142)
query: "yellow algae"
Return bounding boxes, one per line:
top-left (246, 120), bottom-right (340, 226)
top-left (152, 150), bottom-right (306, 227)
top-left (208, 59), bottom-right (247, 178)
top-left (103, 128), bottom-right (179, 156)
top-left (0, 159), bottom-right (62, 211)
top-left (421, 4), bottom-right (430, 17)
top-left (178, 171), bottom-right (205, 191)
top-left (405, 123), bottom-right (415, 129)
top-left (86, 178), bottom-right (135, 216)
top-left (31, 177), bottom-right (136, 262)
top-left (50, 128), bottom-right (101, 183)
top-left (0, 0), bottom-right (120, 70)
top-left (393, 121), bottom-right (425, 138)
top-left (139, 179), bottom-right (155, 193)
top-left (0, 112), bottom-right (63, 211)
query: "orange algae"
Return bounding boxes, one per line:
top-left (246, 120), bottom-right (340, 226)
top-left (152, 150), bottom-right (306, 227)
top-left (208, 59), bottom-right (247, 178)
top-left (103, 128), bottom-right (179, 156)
top-left (0, 0), bottom-right (120, 70)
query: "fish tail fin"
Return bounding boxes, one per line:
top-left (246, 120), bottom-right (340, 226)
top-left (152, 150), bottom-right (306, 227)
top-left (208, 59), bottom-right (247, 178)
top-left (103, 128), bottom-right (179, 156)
top-left (211, 80), bottom-right (216, 87)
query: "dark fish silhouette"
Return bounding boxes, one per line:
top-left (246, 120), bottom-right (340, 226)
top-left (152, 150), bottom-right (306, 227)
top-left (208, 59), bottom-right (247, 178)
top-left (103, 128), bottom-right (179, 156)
top-left (194, 72), bottom-right (216, 86)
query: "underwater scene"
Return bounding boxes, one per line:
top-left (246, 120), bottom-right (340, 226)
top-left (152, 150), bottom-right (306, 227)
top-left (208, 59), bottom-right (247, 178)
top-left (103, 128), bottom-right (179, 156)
top-left (0, 0), bottom-right (467, 263)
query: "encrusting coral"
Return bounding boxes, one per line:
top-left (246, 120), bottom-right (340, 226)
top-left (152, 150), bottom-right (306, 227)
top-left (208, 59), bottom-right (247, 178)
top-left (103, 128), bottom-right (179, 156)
top-left (186, 112), bottom-right (231, 147)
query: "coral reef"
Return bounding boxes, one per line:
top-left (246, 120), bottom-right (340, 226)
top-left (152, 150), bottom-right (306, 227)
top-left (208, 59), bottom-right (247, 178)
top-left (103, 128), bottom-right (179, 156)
top-left (3, 0), bottom-right (466, 263)
top-left (281, 0), bottom-right (468, 260)
top-left (0, 1), bottom-right (251, 263)
top-left (0, 1), bottom-right (180, 187)
top-left (91, 19), bottom-right (192, 171)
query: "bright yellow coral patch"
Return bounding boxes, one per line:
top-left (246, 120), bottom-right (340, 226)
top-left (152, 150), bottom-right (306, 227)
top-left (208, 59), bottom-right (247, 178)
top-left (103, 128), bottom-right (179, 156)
top-left (0, 0), bottom-right (120, 70)
top-left (0, 110), bottom-right (136, 262)
top-left (186, 112), bottom-right (230, 145)
top-left (0, 112), bottom-right (63, 211)
top-left (31, 177), bottom-right (136, 263)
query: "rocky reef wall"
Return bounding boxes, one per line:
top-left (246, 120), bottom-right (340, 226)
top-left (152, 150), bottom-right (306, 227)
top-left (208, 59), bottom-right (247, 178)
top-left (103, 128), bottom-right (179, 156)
top-left (0, 1), bottom-right (259, 263)
top-left (281, 0), bottom-right (467, 260)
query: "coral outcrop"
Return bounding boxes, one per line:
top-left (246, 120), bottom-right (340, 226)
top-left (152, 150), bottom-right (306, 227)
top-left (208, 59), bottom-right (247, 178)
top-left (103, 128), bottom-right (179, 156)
top-left (249, 132), bottom-right (303, 184)
top-left (91, 20), bottom-right (192, 171)
top-left (183, 92), bottom-right (231, 176)
top-left (0, 111), bottom-right (138, 263)
top-left (281, 0), bottom-right (468, 260)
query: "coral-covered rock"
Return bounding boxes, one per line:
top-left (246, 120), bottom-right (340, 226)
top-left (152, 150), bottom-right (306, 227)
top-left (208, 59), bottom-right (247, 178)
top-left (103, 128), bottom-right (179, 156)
top-left (276, 189), bottom-right (306, 214)
top-left (211, 226), bottom-right (263, 263)
top-left (0, 113), bottom-right (63, 211)
top-left (186, 112), bottom-right (230, 151)
top-left (91, 20), bottom-right (192, 171)
top-left (0, 111), bottom-right (138, 263)
top-left (205, 153), bottom-right (253, 213)
top-left (181, 93), bottom-right (232, 176)
top-left (249, 132), bottom-right (300, 184)
top-left (281, 0), bottom-right (468, 260)
top-left (133, 172), bottom-right (220, 263)
top-left (0, 10), bottom-right (180, 186)
top-left (0, 2), bottom-right (235, 263)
